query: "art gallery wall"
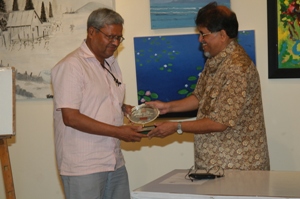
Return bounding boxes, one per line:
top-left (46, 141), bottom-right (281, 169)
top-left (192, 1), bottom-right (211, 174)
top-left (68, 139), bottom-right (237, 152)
top-left (1, 0), bottom-right (300, 198)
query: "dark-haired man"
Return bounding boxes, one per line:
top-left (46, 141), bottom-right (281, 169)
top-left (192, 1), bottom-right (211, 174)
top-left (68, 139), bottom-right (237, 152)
top-left (146, 2), bottom-right (270, 171)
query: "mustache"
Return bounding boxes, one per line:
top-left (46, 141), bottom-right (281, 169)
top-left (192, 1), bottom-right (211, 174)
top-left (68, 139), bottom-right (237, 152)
top-left (108, 44), bottom-right (118, 48)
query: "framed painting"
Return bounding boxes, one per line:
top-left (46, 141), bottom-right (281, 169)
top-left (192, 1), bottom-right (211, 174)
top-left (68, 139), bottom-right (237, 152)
top-left (267, 0), bottom-right (300, 78)
top-left (0, 0), bottom-right (115, 99)
top-left (134, 30), bottom-right (256, 117)
top-left (150, 0), bottom-right (230, 29)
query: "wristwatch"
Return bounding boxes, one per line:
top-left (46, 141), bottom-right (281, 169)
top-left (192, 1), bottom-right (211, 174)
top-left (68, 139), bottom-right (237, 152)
top-left (177, 122), bottom-right (183, 134)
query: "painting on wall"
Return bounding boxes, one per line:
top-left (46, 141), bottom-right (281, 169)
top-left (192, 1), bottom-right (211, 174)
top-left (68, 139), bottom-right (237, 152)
top-left (0, 0), bottom-right (115, 99)
top-left (150, 0), bottom-right (230, 29)
top-left (134, 30), bottom-right (256, 117)
top-left (267, 0), bottom-right (300, 78)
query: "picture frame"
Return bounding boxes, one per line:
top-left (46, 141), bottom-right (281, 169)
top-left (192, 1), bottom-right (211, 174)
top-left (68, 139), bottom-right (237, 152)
top-left (150, 0), bottom-right (230, 29)
top-left (0, 0), bottom-right (115, 99)
top-left (267, 0), bottom-right (300, 78)
top-left (134, 30), bottom-right (256, 118)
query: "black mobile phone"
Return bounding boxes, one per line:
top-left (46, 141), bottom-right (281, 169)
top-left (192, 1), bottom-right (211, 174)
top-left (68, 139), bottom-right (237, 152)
top-left (138, 125), bottom-right (156, 134)
top-left (189, 173), bottom-right (216, 180)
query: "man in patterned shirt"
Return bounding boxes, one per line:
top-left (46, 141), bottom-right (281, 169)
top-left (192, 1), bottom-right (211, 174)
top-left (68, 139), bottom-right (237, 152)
top-left (146, 2), bottom-right (270, 170)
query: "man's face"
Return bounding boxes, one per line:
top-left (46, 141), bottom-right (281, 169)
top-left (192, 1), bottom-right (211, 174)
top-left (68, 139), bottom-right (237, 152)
top-left (197, 26), bottom-right (222, 58)
top-left (88, 24), bottom-right (123, 61)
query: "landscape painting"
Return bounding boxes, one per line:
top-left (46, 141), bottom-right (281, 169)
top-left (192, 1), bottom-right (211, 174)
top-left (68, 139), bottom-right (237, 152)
top-left (134, 30), bottom-right (256, 117)
top-left (150, 0), bottom-right (230, 29)
top-left (0, 0), bottom-right (115, 99)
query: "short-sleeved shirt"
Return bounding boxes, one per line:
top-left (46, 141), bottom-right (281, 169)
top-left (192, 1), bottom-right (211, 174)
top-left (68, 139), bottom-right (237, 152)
top-left (51, 41), bottom-right (126, 176)
top-left (193, 40), bottom-right (270, 170)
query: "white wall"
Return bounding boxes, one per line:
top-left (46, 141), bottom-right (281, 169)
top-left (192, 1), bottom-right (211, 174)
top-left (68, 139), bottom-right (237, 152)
top-left (1, 0), bottom-right (300, 198)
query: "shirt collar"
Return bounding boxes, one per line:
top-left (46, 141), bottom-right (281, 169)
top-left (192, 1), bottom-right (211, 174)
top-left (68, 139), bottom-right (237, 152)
top-left (79, 39), bottom-right (116, 65)
top-left (206, 40), bottom-right (237, 71)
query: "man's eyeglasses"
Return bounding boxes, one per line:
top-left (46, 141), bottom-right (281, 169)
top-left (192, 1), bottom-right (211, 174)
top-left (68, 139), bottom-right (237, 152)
top-left (93, 27), bottom-right (125, 43)
top-left (199, 32), bottom-right (213, 38)
top-left (199, 30), bottom-right (221, 39)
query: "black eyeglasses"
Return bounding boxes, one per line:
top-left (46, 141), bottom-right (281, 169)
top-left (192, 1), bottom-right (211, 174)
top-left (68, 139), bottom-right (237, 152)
top-left (93, 27), bottom-right (125, 43)
top-left (199, 31), bottom-right (219, 39)
top-left (199, 32), bottom-right (213, 38)
top-left (185, 165), bottom-right (225, 182)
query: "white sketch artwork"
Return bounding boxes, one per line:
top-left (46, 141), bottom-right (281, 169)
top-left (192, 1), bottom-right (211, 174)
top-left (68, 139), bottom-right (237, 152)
top-left (0, 0), bottom-right (115, 99)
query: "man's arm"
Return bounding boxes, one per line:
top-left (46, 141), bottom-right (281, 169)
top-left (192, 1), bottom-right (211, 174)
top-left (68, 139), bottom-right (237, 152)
top-left (146, 95), bottom-right (199, 115)
top-left (167, 95), bottom-right (199, 113)
top-left (61, 108), bottom-right (146, 142)
top-left (148, 118), bottom-right (228, 138)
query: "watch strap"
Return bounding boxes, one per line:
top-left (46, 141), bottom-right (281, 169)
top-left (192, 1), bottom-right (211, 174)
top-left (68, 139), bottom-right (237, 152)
top-left (177, 122), bottom-right (183, 134)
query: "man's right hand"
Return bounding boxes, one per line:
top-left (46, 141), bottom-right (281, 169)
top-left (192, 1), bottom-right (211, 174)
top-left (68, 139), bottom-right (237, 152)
top-left (117, 125), bottom-right (147, 142)
top-left (145, 100), bottom-right (169, 115)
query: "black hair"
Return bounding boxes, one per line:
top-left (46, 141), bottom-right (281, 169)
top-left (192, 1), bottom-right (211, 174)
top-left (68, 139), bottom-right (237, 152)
top-left (195, 2), bottom-right (238, 38)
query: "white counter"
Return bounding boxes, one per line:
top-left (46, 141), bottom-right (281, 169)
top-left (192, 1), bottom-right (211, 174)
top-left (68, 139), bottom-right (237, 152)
top-left (131, 169), bottom-right (300, 199)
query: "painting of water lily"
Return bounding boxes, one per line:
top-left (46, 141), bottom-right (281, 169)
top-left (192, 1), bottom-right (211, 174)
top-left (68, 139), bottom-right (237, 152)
top-left (134, 30), bottom-right (256, 114)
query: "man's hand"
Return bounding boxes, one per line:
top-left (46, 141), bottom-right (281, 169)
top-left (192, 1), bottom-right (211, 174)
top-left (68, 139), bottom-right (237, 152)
top-left (122, 104), bottom-right (134, 115)
top-left (145, 100), bottom-right (169, 115)
top-left (147, 122), bottom-right (176, 138)
top-left (117, 125), bottom-right (147, 142)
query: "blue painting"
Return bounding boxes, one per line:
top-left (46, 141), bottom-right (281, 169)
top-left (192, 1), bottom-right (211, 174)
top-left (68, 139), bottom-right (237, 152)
top-left (150, 0), bottom-right (231, 29)
top-left (134, 30), bottom-right (256, 106)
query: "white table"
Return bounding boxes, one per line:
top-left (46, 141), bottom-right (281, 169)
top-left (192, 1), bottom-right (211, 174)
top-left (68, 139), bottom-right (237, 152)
top-left (131, 169), bottom-right (300, 199)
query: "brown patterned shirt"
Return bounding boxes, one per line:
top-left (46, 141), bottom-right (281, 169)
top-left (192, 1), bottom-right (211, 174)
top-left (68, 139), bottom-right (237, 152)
top-left (193, 40), bottom-right (270, 170)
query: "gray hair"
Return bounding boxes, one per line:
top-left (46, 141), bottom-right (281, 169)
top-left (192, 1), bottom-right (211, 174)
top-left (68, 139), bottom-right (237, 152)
top-left (87, 8), bottom-right (124, 30)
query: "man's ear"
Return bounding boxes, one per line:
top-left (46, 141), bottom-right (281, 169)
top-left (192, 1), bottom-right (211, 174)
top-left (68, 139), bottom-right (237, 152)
top-left (87, 26), bottom-right (95, 37)
top-left (219, 29), bottom-right (229, 41)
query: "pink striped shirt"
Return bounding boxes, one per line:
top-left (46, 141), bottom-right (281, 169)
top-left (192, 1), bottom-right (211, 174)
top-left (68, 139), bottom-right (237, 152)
top-left (51, 41), bottom-right (126, 176)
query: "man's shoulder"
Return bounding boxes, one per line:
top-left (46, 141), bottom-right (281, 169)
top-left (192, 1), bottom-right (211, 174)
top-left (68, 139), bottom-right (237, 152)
top-left (53, 47), bottom-right (83, 67)
top-left (51, 51), bottom-right (84, 79)
top-left (226, 43), bottom-right (253, 69)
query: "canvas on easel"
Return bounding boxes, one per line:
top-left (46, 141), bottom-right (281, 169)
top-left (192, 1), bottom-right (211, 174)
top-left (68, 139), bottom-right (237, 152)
top-left (0, 67), bottom-right (16, 137)
top-left (0, 66), bottom-right (16, 199)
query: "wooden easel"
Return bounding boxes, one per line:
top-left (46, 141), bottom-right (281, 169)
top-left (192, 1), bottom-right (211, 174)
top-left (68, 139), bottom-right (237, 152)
top-left (0, 138), bottom-right (16, 199)
top-left (0, 67), bottom-right (16, 198)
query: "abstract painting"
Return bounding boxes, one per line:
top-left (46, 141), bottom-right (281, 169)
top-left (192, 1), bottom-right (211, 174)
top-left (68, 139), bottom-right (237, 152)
top-left (267, 0), bottom-right (300, 78)
top-left (0, 0), bottom-right (115, 99)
